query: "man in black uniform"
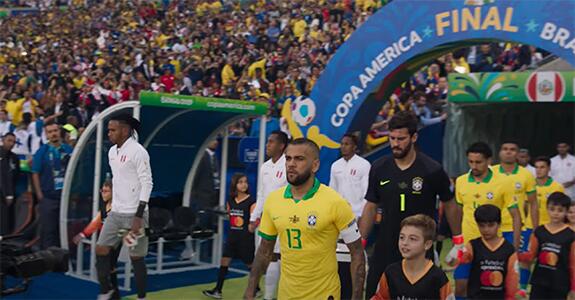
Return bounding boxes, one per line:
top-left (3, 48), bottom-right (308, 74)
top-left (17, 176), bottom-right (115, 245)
top-left (0, 133), bottom-right (20, 235)
top-left (359, 111), bottom-right (462, 299)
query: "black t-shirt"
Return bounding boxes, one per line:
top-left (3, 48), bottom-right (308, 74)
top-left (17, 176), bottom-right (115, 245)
top-left (227, 195), bottom-right (255, 234)
top-left (384, 260), bottom-right (450, 299)
top-left (530, 225), bottom-right (574, 293)
top-left (366, 153), bottom-right (452, 264)
top-left (468, 238), bottom-right (516, 299)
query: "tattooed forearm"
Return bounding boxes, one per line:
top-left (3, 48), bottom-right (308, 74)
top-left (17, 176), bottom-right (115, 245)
top-left (347, 238), bottom-right (366, 300)
top-left (244, 238), bottom-right (275, 299)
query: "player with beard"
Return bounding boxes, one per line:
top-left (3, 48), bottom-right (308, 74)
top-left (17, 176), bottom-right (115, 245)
top-left (244, 138), bottom-right (366, 300)
top-left (359, 111), bottom-right (462, 299)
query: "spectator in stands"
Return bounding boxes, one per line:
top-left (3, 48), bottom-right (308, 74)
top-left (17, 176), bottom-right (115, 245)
top-left (63, 115), bottom-right (79, 147)
top-left (550, 142), bottom-right (575, 199)
top-left (31, 121), bottom-right (73, 249)
top-left (474, 44), bottom-right (497, 72)
top-left (528, 46), bottom-right (543, 69)
top-left (396, 92), bottom-right (414, 112)
top-left (71, 101), bottom-right (90, 129)
top-left (516, 45), bottom-right (532, 71)
top-left (11, 112), bottom-right (32, 157)
top-left (452, 49), bottom-right (470, 73)
top-left (44, 92), bottom-right (69, 125)
top-left (425, 63), bottom-right (441, 87)
top-left (411, 92), bottom-right (447, 127)
top-left (0, 109), bottom-right (11, 144)
top-left (366, 101), bottom-right (393, 149)
top-left (229, 121), bottom-right (247, 137)
top-left (435, 77), bottom-right (449, 101)
top-left (0, 132), bottom-right (19, 235)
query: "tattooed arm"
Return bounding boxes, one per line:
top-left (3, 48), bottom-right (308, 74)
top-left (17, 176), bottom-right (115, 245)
top-left (347, 238), bottom-right (366, 300)
top-left (244, 238), bottom-right (276, 299)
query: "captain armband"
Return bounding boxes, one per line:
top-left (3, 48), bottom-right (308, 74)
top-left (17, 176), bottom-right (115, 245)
top-left (341, 219), bottom-right (361, 244)
top-left (135, 201), bottom-right (147, 218)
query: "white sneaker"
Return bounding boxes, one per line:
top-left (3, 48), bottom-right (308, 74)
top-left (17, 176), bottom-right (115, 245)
top-left (202, 289), bottom-right (222, 299)
top-left (97, 290), bottom-right (114, 300)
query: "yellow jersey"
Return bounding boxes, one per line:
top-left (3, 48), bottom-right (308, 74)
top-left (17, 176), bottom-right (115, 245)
top-left (292, 20), bottom-right (307, 39)
top-left (209, 1), bottom-right (222, 13)
top-left (536, 177), bottom-right (565, 225)
top-left (221, 64), bottom-right (236, 86)
top-left (258, 178), bottom-right (356, 300)
top-left (493, 164), bottom-right (536, 230)
top-left (456, 169), bottom-right (518, 241)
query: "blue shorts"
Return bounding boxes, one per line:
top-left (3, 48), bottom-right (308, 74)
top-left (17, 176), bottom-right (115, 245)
top-left (454, 263), bottom-right (471, 280)
top-left (502, 229), bottom-right (532, 252)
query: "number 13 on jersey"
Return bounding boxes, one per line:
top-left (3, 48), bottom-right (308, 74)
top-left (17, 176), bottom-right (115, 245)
top-left (286, 228), bottom-right (302, 249)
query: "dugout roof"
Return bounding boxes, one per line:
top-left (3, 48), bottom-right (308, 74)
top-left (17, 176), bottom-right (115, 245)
top-left (60, 93), bottom-right (268, 251)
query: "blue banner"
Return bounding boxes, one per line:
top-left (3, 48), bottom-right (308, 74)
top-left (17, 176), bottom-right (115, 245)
top-left (238, 137), bottom-right (260, 165)
top-left (280, 0), bottom-right (575, 181)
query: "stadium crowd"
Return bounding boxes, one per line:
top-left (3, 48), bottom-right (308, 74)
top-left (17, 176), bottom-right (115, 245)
top-left (0, 0), bottom-right (382, 147)
top-left (0, 0), bottom-right (548, 152)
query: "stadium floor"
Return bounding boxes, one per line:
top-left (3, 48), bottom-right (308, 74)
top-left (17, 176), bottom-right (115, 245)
top-left (124, 277), bottom-right (260, 300)
top-left (5, 241), bottom-right (454, 299)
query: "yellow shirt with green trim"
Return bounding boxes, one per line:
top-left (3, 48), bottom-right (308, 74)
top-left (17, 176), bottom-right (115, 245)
top-left (456, 169), bottom-right (518, 241)
top-left (493, 164), bottom-right (536, 230)
top-left (258, 178), bottom-right (356, 300)
top-left (536, 177), bottom-right (565, 225)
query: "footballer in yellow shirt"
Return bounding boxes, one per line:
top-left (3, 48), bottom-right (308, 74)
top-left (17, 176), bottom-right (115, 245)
top-left (456, 168), bottom-right (519, 242)
top-left (494, 142), bottom-right (538, 291)
top-left (453, 142), bottom-right (521, 295)
top-left (244, 139), bottom-right (365, 300)
top-left (533, 157), bottom-right (565, 225)
top-left (495, 142), bottom-right (538, 231)
top-left (493, 163), bottom-right (537, 229)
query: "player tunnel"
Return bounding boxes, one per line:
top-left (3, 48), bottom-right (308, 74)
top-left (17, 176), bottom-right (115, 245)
top-left (442, 70), bottom-right (575, 177)
top-left (284, 0), bottom-right (575, 181)
top-left (346, 41), bottom-right (574, 178)
top-left (59, 93), bottom-right (268, 283)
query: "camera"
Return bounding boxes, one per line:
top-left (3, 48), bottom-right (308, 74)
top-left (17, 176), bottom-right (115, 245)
top-left (1, 235), bottom-right (69, 296)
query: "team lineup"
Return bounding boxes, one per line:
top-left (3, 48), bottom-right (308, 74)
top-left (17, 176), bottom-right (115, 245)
top-left (96, 111), bottom-right (574, 300)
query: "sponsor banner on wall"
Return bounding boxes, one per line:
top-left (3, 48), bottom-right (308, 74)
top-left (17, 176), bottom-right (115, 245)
top-left (140, 91), bottom-right (268, 115)
top-left (448, 71), bottom-right (575, 103)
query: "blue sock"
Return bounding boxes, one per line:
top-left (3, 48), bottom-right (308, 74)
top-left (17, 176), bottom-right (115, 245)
top-left (455, 297), bottom-right (466, 300)
top-left (519, 267), bottom-right (530, 289)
